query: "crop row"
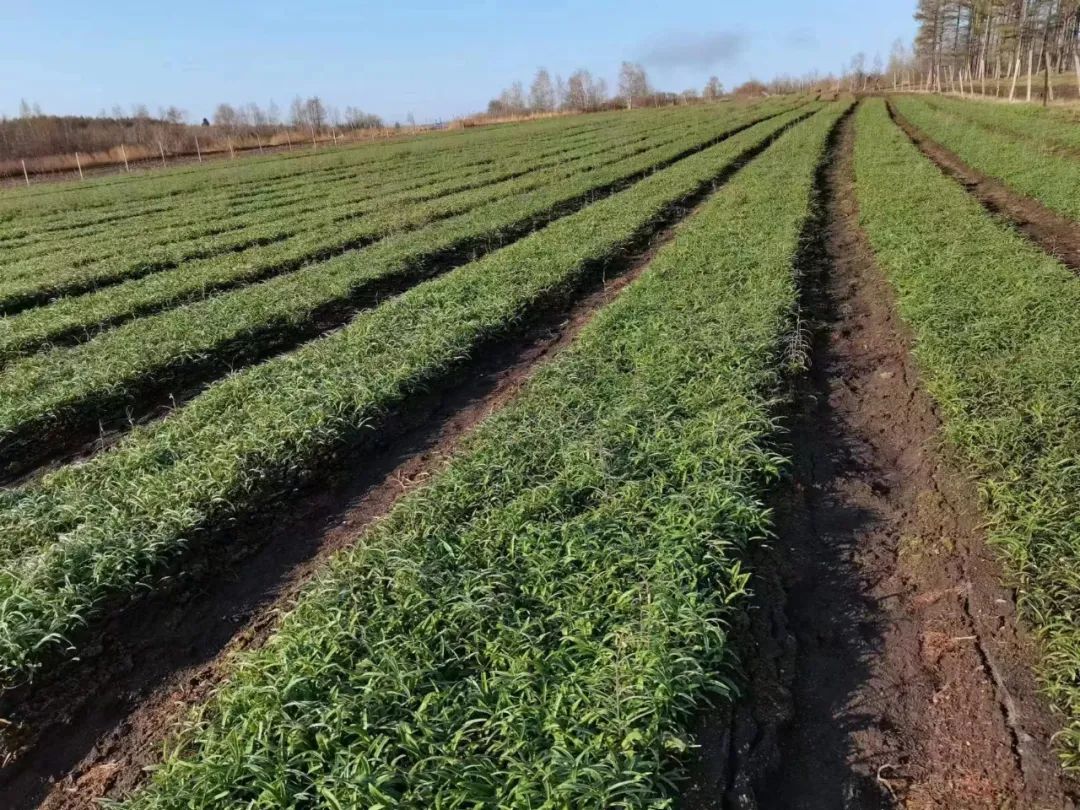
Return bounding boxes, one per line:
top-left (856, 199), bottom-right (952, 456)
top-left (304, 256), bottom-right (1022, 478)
top-left (0, 106), bottom-right (792, 356)
top-left (0, 111), bottom-right (598, 223)
top-left (855, 99), bottom-right (1080, 767)
top-left (115, 100), bottom-right (847, 810)
top-left (0, 109), bottom-right (631, 268)
top-left (7, 102), bottom-right (771, 277)
top-left (0, 103), bottom-right (830, 682)
top-left (1, 104), bottom-right (650, 254)
top-left (891, 96), bottom-right (1080, 222)
top-left (0, 107), bottom-right (696, 302)
top-left (0, 106), bottom-right (814, 474)
top-left (0, 106), bottom-right (700, 238)
top-left (920, 95), bottom-right (1080, 154)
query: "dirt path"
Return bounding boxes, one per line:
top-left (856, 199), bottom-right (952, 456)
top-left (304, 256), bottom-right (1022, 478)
top-left (888, 101), bottom-right (1080, 275)
top-left (684, 107), bottom-right (1077, 809)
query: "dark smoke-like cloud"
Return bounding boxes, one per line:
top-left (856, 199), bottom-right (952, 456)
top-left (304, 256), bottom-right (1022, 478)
top-left (638, 31), bottom-right (749, 71)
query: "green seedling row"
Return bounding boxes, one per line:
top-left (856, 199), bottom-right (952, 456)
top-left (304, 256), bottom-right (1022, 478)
top-left (0, 104), bottom-right (828, 681)
top-left (0, 105), bottom-right (788, 359)
top-left (920, 94), bottom-right (1080, 154)
top-left (0, 109), bottom-right (630, 267)
top-left (855, 99), bottom-right (1080, 768)
top-left (0, 110), bottom-right (630, 274)
top-left (116, 100), bottom-right (847, 810)
top-left (892, 96), bottom-right (1080, 222)
top-left (0, 106), bottom-right (708, 233)
top-left (0, 111), bottom-right (673, 304)
top-left (0, 107), bottom-right (814, 465)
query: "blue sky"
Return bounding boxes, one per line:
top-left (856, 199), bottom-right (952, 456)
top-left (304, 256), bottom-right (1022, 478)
top-left (4, 1), bottom-right (917, 124)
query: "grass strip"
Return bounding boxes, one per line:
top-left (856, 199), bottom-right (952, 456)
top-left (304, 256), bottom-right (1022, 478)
top-left (0, 107), bottom-right (814, 467)
top-left (855, 98), bottom-right (1080, 768)
top-left (892, 95), bottom-right (1080, 222)
top-left (0, 114), bottom-right (650, 303)
top-left (0, 104), bottom-right (835, 682)
top-left (0, 110), bottom-right (628, 270)
top-left (114, 100), bottom-right (845, 810)
top-left (920, 94), bottom-right (1080, 154)
top-left (0, 107), bottom-right (777, 356)
top-left (0, 104), bottom-right (760, 308)
top-left (0, 107), bottom-right (692, 235)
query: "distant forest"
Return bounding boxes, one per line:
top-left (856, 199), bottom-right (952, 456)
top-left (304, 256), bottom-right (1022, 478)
top-left (485, 62), bottom-right (744, 117)
top-left (0, 96), bottom-right (382, 168)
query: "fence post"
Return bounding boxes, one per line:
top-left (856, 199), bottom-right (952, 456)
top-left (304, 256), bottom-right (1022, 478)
top-left (21, 159), bottom-right (29, 187)
top-left (158, 141), bottom-right (166, 167)
top-left (195, 136), bottom-right (202, 162)
top-left (120, 143), bottom-right (130, 171)
top-left (75, 151), bottom-right (84, 180)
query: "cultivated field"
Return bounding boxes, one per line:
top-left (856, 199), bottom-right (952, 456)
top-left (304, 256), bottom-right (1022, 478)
top-left (0, 94), bottom-right (1077, 808)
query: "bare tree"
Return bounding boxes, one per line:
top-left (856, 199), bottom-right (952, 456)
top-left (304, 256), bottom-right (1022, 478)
top-left (305, 96), bottom-right (327, 132)
top-left (587, 76), bottom-right (608, 108)
top-left (703, 75), bottom-right (724, 99)
top-left (565, 70), bottom-right (591, 110)
top-left (162, 106), bottom-right (187, 125)
top-left (344, 106), bottom-right (382, 129)
top-left (289, 96), bottom-right (308, 128)
top-left (554, 74), bottom-right (568, 109)
top-left (530, 68), bottom-right (556, 112)
top-left (213, 103), bottom-right (238, 129)
top-left (618, 61), bottom-right (650, 109)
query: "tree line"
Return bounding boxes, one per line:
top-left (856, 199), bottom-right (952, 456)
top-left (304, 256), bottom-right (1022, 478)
top-left (913, 0), bottom-right (1080, 95)
top-left (1, 96), bottom-right (384, 164)
top-left (485, 63), bottom-right (727, 117)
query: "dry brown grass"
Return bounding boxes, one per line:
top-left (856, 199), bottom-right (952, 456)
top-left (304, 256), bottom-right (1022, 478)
top-left (0, 126), bottom-right (432, 183)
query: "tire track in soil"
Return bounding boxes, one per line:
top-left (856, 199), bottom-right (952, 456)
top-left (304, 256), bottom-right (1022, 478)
top-left (682, 106), bottom-right (1078, 809)
top-left (888, 100), bottom-right (1080, 276)
top-left (0, 119), bottom-right (794, 809)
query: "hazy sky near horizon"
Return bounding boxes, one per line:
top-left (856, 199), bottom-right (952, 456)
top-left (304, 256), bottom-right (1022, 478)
top-left (5, 1), bottom-right (917, 124)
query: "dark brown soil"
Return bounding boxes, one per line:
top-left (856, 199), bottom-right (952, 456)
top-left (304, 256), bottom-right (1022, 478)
top-left (889, 101), bottom-right (1080, 275)
top-left (682, 107), bottom-right (1078, 809)
top-left (0, 153), bottom-right (731, 810)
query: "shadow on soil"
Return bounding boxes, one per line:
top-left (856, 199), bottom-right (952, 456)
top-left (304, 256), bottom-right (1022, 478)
top-left (680, 106), bottom-right (896, 810)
